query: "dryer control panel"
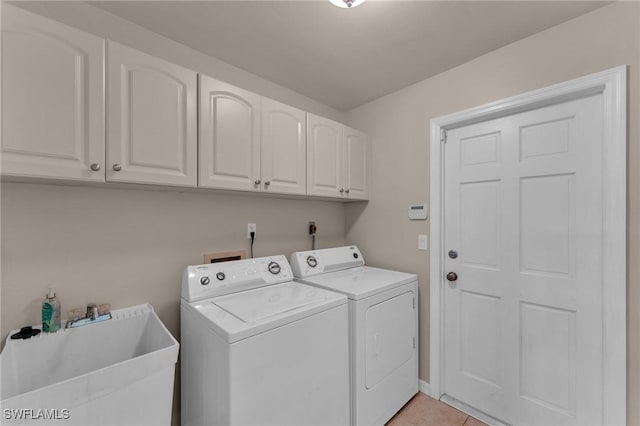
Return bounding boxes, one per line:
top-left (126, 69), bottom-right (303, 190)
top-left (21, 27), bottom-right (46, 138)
top-left (290, 246), bottom-right (365, 278)
top-left (182, 255), bottom-right (293, 302)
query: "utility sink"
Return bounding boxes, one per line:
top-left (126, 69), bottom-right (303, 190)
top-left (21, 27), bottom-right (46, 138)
top-left (0, 304), bottom-right (179, 425)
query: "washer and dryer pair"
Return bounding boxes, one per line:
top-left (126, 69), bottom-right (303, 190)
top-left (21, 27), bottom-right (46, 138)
top-left (181, 247), bottom-right (418, 426)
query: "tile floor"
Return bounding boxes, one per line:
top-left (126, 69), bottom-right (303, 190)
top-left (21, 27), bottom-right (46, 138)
top-left (386, 393), bottom-right (488, 426)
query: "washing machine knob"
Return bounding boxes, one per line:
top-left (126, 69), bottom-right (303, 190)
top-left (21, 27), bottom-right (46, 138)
top-left (268, 261), bottom-right (281, 275)
top-left (306, 256), bottom-right (318, 268)
top-left (216, 272), bottom-right (226, 281)
top-left (200, 276), bottom-right (210, 285)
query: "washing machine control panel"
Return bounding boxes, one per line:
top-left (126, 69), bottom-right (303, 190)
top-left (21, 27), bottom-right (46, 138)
top-left (182, 255), bottom-right (293, 302)
top-left (290, 246), bottom-right (365, 278)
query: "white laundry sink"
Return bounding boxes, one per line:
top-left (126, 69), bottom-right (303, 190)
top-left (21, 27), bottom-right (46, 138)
top-left (0, 303), bottom-right (179, 425)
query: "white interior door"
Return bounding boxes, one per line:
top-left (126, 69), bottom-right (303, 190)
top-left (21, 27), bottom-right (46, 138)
top-left (443, 94), bottom-right (604, 425)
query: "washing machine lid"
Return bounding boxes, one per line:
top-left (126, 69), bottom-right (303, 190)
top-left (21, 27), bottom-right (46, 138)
top-left (295, 266), bottom-right (417, 300)
top-left (191, 281), bottom-right (346, 343)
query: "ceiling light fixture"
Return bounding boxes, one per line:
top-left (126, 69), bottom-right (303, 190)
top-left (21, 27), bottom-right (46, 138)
top-left (329, 0), bottom-right (366, 8)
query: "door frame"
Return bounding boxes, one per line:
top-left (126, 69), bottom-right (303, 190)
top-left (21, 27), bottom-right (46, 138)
top-left (429, 66), bottom-right (627, 425)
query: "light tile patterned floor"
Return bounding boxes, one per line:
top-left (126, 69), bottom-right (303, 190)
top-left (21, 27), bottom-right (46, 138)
top-left (386, 393), bottom-right (488, 426)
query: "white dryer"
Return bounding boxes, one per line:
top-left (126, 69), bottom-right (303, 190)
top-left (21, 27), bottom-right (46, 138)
top-left (181, 255), bottom-right (350, 426)
top-left (290, 246), bottom-right (418, 426)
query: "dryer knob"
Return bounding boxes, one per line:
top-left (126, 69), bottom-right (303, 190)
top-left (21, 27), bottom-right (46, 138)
top-left (216, 272), bottom-right (226, 281)
top-left (200, 276), bottom-right (210, 286)
top-left (306, 256), bottom-right (318, 268)
top-left (268, 261), bottom-right (281, 275)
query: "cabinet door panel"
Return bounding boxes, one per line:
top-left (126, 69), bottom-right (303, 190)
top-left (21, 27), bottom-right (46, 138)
top-left (199, 76), bottom-right (261, 191)
top-left (262, 98), bottom-right (306, 195)
top-left (344, 126), bottom-right (370, 200)
top-left (307, 114), bottom-right (343, 197)
top-left (107, 41), bottom-right (197, 187)
top-left (1, 5), bottom-right (104, 181)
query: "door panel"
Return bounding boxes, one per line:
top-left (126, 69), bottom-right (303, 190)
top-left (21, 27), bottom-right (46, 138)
top-left (459, 291), bottom-right (500, 386)
top-left (199, 75), bottom-right (261, 191)
top-left (444, 94), bottom-right (603, 425)
top-left (460, 180), bottom-right (500, 268)
top-left (261, 98), bottom-right (306, 195)
top-left (520, 174), bottom-right (574, 276)
top-left (1, 5), bottom-right (104, 181)
top-left (307, 114), bottom-right (343, 197)
top-left (344, 127), bottom-right (370, 200)
top-left (520, 302), bottom-right (576, 416)
top-left (107, 41), bottom-right (197, 186)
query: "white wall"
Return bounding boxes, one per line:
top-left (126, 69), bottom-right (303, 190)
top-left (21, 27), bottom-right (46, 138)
top-left (345, 3), bottom-right (640, 424)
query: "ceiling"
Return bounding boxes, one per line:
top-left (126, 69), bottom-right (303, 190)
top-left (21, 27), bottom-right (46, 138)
top-left (90, 1), bottom-right (608, 112)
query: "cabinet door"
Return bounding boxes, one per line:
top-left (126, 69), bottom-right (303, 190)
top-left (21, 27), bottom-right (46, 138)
top-left (199, 75), bottom-right (261, 191)
top-left (261, 98), bottom-right (306, 195)
top-left (1, 5), bottom-right (104, 181)
top-left (344, 126), bottom-right (370, 200)
top-left (307, 113), bottom-right (343, 198)
top-left (107, 41), bottom-right (197, 187)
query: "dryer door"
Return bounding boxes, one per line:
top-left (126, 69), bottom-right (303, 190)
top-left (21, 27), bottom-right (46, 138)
top-left (365, 290), bottom-right (415, 389)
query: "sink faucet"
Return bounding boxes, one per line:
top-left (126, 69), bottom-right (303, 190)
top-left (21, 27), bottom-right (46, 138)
top-left (66, 303), bottom-right (112, 328)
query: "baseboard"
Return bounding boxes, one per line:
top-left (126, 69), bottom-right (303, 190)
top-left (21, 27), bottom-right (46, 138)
top-left (419, 380), bottom-right (432, 397)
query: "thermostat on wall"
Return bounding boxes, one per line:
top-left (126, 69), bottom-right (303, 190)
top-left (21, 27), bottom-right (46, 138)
top-left (408, 204), bottom-right (428, 220)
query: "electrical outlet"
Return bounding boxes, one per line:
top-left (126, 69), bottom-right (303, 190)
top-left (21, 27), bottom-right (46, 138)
top-left (247, 223), bottom-right (256, 239)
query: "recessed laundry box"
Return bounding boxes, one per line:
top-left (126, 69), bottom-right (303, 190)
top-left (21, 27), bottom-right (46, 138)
top-left (0, 304), bottom-right (179, 426)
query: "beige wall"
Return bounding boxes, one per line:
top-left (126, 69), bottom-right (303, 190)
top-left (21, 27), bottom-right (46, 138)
top-left (344, 2), bottom-right (640, 424)
top-left (1, 183), bottom-right (345, 424)
top-left (1, 183), bottom-right (345, 341)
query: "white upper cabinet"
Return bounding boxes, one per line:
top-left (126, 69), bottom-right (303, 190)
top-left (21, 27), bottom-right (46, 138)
top-left (307, 114), bottom-right (370, 200)
top-left (1, 4), bottom-right (105, 181)
top-left (107, 41), bottom-right (197, 187)
top-left (307, 114), bottom-right (343, 198)
top-left (2, 6), bottom-right (367, 200)
top-left (261, 98), bottom-right (306, 195)
top-left (199, 75), bottom-right (261, 191)
top-left (343, 126), bottom-right (370, 200)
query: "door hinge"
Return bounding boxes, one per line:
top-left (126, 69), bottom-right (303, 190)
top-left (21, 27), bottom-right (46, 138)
top-left (413, 337), bottom-right (416, 349)
top-left (440, 129), bottom-right (448, 144)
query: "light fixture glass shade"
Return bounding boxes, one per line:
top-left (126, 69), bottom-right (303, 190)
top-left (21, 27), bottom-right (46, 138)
top-left (329, 0), bottom-right (366, 8)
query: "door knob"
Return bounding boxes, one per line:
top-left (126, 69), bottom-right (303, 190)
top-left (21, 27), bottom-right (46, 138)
top-left (112, 164), bottom-right (122, 172)
top-left (90, 163), bottom-right (101, 172)
top-left (446, 272), bottom-right (458, 282)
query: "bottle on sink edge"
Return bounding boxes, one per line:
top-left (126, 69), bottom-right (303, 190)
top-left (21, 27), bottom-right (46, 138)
top-left (42, 288), bottom-right (61, 332)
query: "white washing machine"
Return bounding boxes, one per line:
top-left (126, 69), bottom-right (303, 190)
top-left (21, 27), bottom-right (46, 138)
top-left (290, 246), bottom-right (419, 426)
top-left (181, 255), bottom-right (350, 426)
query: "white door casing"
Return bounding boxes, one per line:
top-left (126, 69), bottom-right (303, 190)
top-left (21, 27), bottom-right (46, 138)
top-left (430, 66), bottom-right (626, 425)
